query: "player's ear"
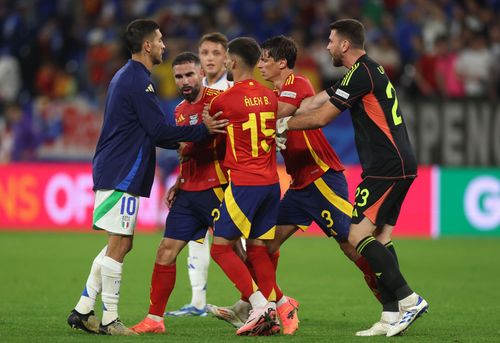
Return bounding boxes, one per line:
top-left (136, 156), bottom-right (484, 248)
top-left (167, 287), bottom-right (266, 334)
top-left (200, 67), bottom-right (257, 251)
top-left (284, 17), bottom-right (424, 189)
top-left (341, 39), bottom-right (350, 53)
top-left (143, 39), bottom-right (151, 54)
top-left (279, 58), bottom-right (288, 69)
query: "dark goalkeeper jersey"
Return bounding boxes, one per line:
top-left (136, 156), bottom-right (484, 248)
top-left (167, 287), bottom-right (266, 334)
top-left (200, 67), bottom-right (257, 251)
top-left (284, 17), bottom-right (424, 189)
top-left (92, 59), bottom-right (208, 197)
top-left (327, 54), bottom-right (417, 179)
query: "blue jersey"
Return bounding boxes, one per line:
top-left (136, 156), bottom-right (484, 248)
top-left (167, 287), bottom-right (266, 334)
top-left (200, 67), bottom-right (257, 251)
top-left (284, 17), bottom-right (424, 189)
top-left (93, 59), bottom-right (208, 197)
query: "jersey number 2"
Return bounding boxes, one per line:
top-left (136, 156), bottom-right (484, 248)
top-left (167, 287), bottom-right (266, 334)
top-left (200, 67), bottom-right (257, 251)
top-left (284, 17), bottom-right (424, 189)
top-left (385, 81), bottom-right (402, 126)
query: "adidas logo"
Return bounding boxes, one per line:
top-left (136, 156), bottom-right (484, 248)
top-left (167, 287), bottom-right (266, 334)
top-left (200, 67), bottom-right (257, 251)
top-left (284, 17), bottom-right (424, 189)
top-left (145, 83), bottom-right (155, 93)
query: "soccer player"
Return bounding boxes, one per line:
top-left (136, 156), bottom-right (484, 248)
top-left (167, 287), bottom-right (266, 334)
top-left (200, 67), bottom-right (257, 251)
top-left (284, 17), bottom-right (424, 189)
top-left (130, 52), bottom-right (228, 334)
top-left (199, 32), bottom-right (233, 90)
top-left (277, 19), bottom-right (429, 337)
top-left (66, 20), bottom-right (227, 336)
top-left (208, 37), bottom-right (280, 336)
top-left (207, 35), bottom-right (380, 335)
top-left (166, 32), bottom-right (233, 318)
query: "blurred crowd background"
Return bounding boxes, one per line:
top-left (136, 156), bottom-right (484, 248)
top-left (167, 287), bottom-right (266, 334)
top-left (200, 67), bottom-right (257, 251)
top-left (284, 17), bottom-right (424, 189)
top-left (0, 0), bottom-right (499, 168)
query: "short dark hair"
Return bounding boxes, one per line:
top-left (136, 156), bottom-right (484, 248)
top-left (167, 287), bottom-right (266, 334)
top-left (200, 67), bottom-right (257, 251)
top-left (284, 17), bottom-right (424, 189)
top-left (228, 37), bottom-right (261, 69)
top-left (125, 19), bottom-right (160, 54)
top-left (329, 19), bottom-right (365, 49)
top-left (261, 35), bottom-right (297, 69)
top-left (172, 52), bottom-right (201, 67)
top-left (198, 32), bottom-right (228, 50)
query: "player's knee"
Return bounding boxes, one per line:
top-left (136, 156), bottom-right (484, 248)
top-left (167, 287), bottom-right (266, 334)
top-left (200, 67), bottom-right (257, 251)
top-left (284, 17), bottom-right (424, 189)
top-left (348, 231), bottom-right (362, 249)
top-left (121, 239), bottom-right (133, 255)
top-left (156, 247), bottom-right (177, 265)
top-left (373, 225), bottom-right (394, 244)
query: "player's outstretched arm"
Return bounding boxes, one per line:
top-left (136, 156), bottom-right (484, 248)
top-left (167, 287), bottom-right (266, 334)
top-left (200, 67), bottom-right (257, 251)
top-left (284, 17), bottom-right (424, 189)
top-left (277, 101), bottom-right (298, 119)
top-left (279, 100), bottom-right (341, 132)
top-left (134, 91), bottom-right (211, 146)
top-left (294, 90), bottom-right (331, 117)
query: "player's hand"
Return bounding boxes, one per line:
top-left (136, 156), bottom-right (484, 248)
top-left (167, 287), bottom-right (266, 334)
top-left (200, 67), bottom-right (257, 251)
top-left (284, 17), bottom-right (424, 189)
top-left (177, 142), bottom-right (191, 163)
top-left (276, 116), bottom-right (291, 135)
top-left (177, 142), bottom-right (186, 157)
top-left (164, 183), bottom-right (179, 208)
top-left (203, 110), bottom-right (228, 134)
top-left (276, 134), bottom-right (287, 151)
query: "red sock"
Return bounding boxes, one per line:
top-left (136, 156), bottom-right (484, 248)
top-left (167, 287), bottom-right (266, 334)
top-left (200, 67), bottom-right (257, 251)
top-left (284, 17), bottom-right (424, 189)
top-left (246, 245), bottom-right (276, 300)
top-left (148, 263), bottom-right (176, 316)
top-left (355, 256), bottom-right (382, 303)
top-left (240, 259), bottom-right (257, 303)
top-left (270, 250), bottom-right (284, 301)
top-left (211, 243), bottom-right (255, 299)
top-left (245, 259), bottom-right (258, 281)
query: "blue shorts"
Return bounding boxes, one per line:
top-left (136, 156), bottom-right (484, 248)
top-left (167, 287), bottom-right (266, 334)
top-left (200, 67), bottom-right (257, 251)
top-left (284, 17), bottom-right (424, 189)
top-left (277, 169), bottom-right (352, 242)
top-left (164, 187), bottom-right (225, 242)
top-left (213, 182), bottom-right (280, 240)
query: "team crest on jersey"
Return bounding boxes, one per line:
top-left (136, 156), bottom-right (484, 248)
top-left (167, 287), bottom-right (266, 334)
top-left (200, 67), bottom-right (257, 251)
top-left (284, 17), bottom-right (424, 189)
top-left (121, 215), bottom-right (131, 229)
top-left (145, 83), bottom-right (155, 93)
top-left (189, 114), bottom-right (199, 125)
top-left (281, 90), bottom-right (297, 99)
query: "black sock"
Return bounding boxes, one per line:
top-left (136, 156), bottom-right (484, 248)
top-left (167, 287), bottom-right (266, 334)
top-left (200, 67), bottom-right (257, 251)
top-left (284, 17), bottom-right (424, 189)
top-left (378, 241), bottom-right (400, 312)
top-left (378, 282), bottom-right (399, 312)
top-left (356, 236), bottom-right (412, 300)
top-left (385, 241), bottom-right (398, 266)
top-left (385, 240), bottom-right (414, 299)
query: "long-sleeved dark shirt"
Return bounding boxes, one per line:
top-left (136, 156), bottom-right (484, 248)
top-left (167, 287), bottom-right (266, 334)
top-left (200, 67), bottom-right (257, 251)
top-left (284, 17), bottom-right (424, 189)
top-left (93, 59), bottom-right (208, 197)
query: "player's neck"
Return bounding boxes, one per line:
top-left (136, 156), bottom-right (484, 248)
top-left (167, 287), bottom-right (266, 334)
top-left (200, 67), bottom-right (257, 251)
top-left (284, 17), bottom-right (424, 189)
top-left (205, 70), bottom-right (225, 86)
top-left (275, 69), bottom-right (293, 90)
top-left (233, 70), bottom-right (253, 82)
top-left (132, 54), bottom-right (154, 72)
top-left (344, 50), bottom-right (366, 69)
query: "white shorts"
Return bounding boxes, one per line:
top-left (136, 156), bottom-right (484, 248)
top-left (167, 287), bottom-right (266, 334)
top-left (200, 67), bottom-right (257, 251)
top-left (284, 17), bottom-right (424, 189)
top-left (93, 190), bottom-right (140, 236)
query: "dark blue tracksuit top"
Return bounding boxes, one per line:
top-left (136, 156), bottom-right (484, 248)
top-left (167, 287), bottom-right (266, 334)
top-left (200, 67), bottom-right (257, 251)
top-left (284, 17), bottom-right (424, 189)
top-left (92, 59), bottom-right (208, 197)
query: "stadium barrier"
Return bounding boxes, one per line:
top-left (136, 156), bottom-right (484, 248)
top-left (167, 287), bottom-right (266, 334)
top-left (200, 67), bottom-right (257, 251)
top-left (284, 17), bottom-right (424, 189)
top-left (404, 98), bottom-right (500, 167)
top-left (0, 164), bottom-right (497, 236)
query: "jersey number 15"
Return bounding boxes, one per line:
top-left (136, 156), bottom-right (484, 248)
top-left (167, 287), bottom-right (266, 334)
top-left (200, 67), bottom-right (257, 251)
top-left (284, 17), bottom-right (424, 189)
top-left (229, 111), bottom-right (276, 157)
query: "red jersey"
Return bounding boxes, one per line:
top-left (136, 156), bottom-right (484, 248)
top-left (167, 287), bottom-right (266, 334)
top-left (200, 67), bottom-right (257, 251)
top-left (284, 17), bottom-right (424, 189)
top-left (209, 79), bottom-right (278, 186)
top-left (278, 74), bottom-right (344, 189)
top-left (175, 87), bottom-right (228, 191)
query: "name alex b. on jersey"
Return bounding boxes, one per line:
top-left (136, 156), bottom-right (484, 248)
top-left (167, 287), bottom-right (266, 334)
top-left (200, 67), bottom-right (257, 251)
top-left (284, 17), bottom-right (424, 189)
top-left (243, 95), bottom-right (271, 107)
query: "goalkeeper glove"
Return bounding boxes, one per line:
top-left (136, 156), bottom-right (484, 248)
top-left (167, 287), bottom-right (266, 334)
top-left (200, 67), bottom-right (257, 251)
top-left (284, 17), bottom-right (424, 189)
top-left (276, 134), bottom-right (287, 151)
top-left (276, 116), bottom-right (291, 135)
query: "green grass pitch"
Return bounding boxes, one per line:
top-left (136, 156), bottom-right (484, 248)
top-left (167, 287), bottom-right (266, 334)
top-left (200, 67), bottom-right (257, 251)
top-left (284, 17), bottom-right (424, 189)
top-left (1, 231), bottom-right (499, 342)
